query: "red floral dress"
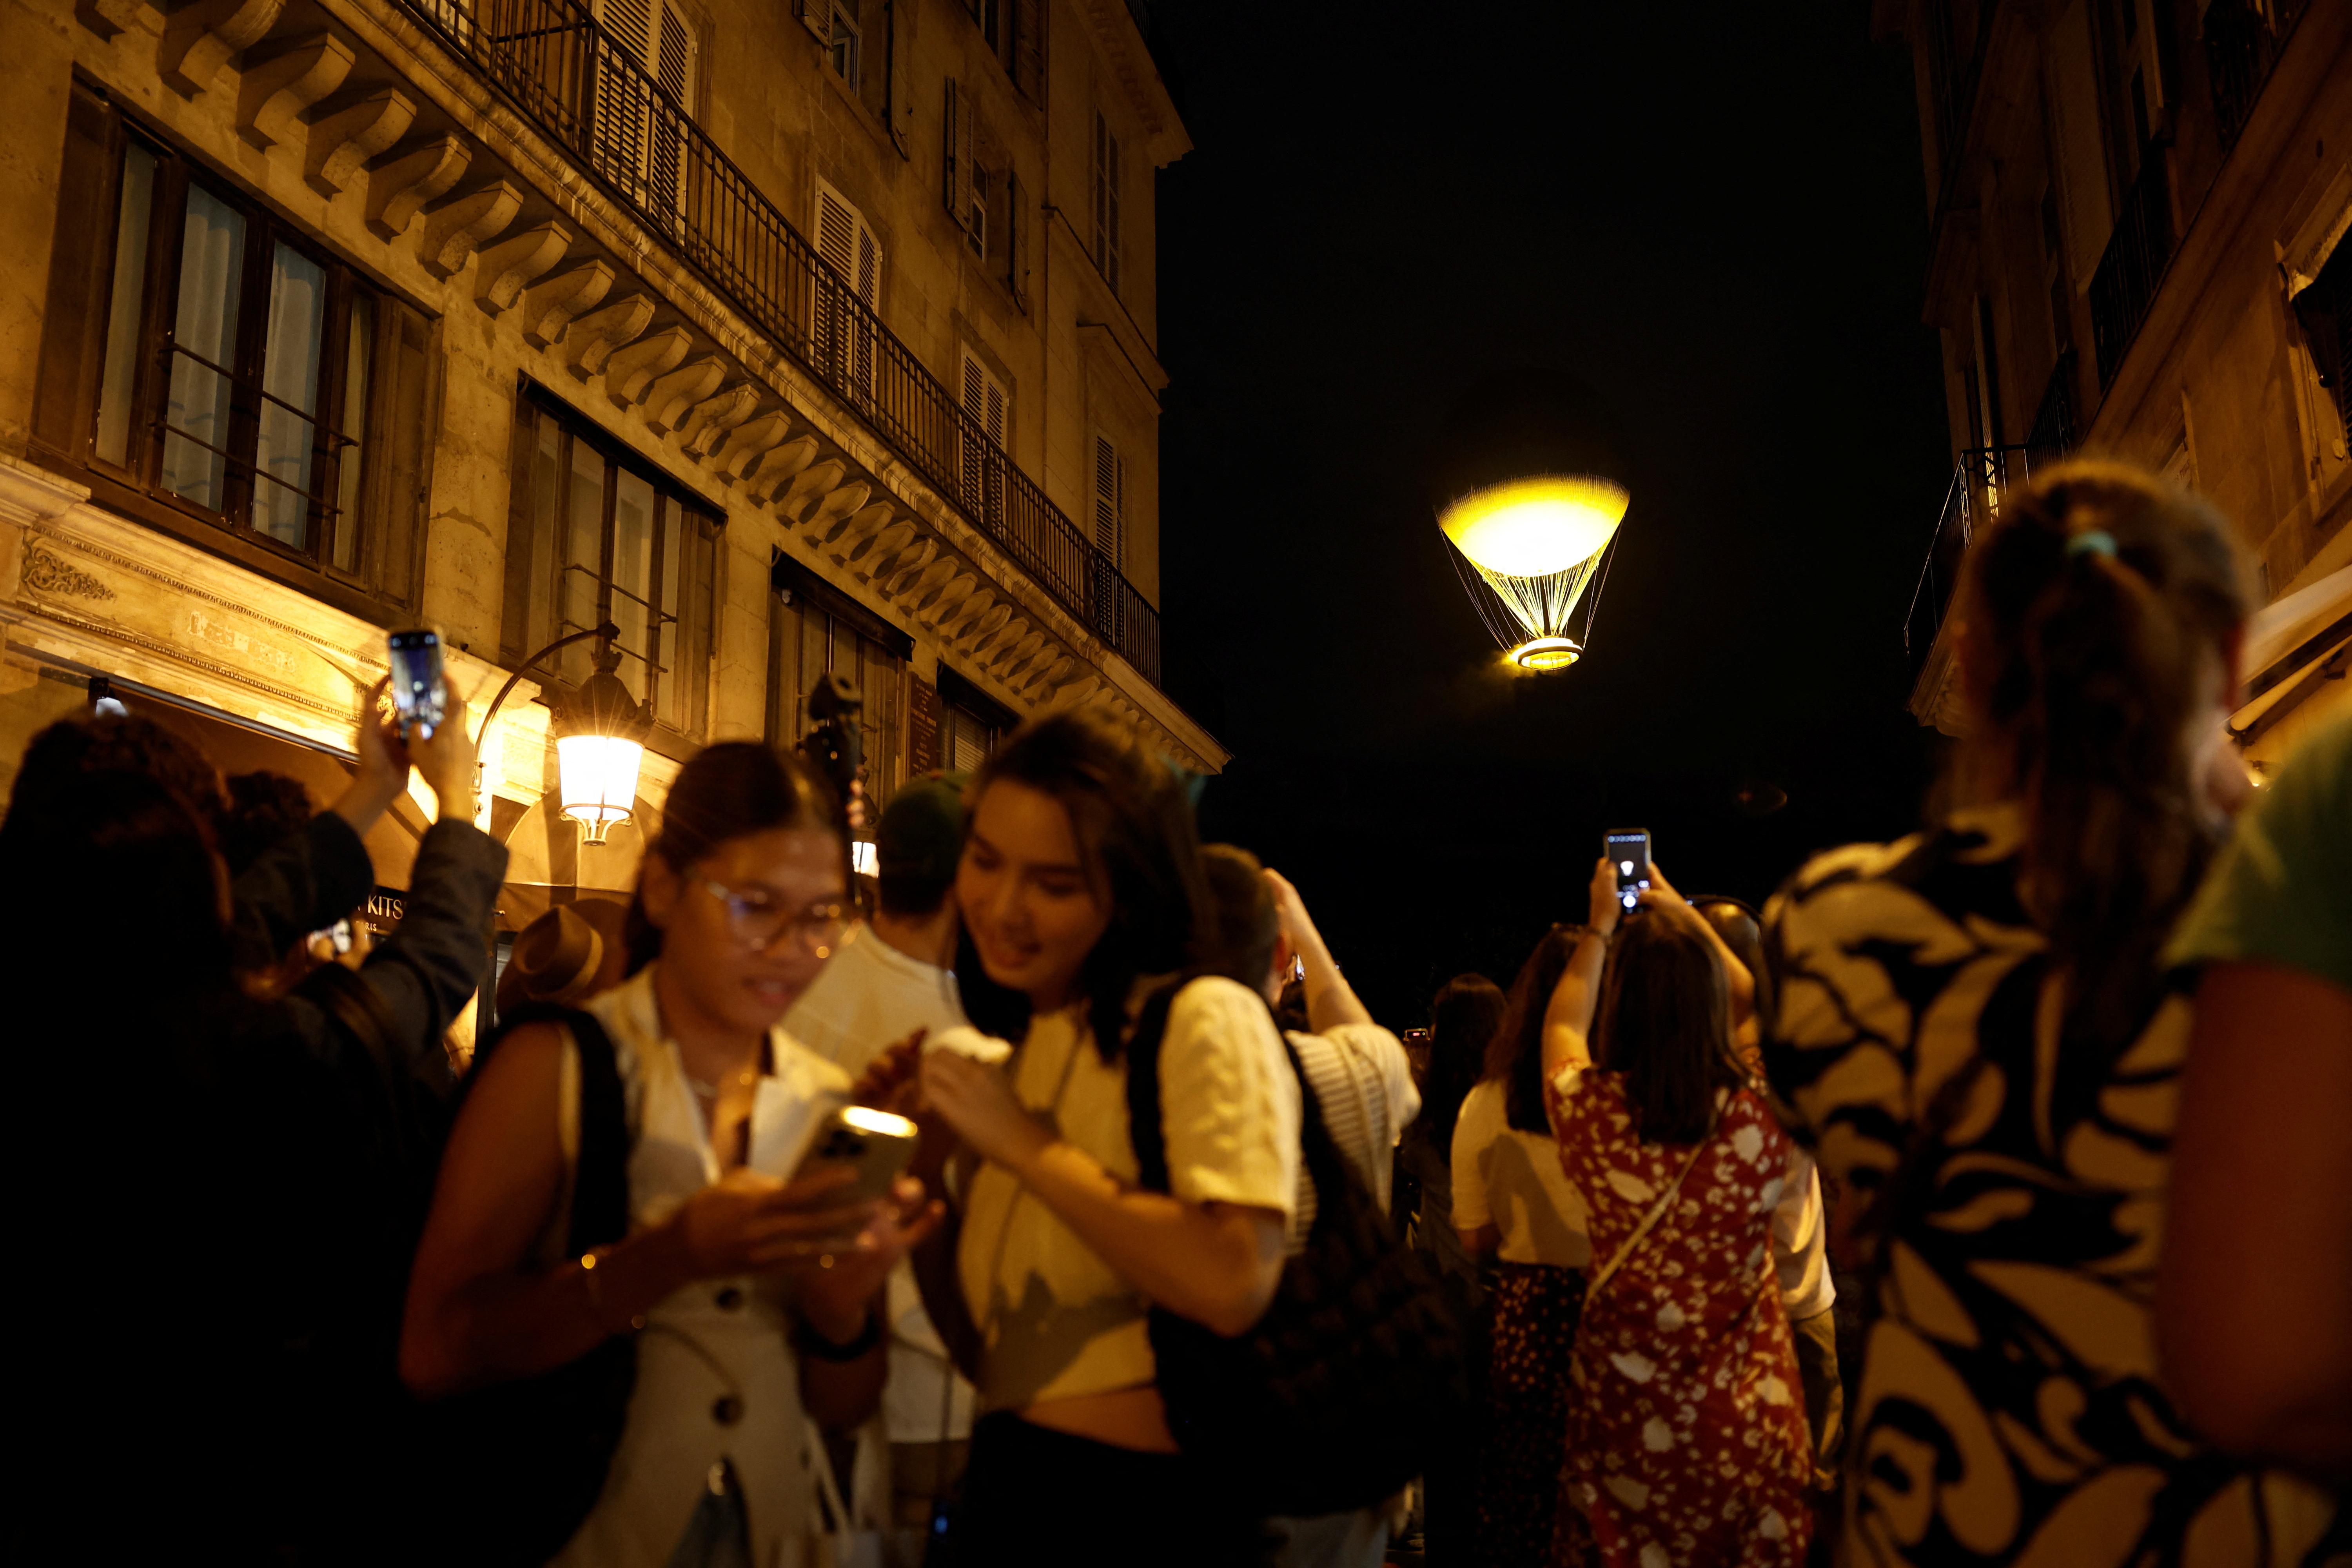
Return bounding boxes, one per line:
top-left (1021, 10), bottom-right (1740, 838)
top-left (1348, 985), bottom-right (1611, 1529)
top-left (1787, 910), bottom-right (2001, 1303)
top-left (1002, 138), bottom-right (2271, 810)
top-left (1549, 1069), bottom-right (1811, 1568)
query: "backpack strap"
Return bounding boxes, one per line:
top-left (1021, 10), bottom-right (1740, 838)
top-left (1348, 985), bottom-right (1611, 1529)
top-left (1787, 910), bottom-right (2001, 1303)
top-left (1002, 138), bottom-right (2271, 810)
top-left (470, 1001), bottom-right (633, 1256)
top-left (1124, 979), bottom-right (1354, 1240)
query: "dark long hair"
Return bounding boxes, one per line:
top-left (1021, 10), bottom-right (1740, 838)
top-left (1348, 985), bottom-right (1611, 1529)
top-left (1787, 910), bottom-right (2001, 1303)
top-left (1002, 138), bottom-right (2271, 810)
top-left (1423, 973), bottom-right (1505, 1151)
top-left (1486, 926), bottom-right (1581, 1135)
top-left (1594, 906), bottom-right (1746, 1145)
top-left (623, 742), bottom-right (846, 973)
top-left (1956, 461), bottom-right (2251, 1054)
top-left (954, 709), bottom-right (1211, 1062)
top-left (1200, 844), bottom-right (1280, 996)
top-left (1692, 898), bottom-right (1767, 1065)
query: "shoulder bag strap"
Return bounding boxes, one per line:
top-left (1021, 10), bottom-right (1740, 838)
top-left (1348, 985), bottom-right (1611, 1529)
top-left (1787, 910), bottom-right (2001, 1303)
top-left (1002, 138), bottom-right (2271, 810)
top-left (1584, 1108), bottom-right (1719, 1301)
top-left (564, 1011), bottom-right (632, 1255)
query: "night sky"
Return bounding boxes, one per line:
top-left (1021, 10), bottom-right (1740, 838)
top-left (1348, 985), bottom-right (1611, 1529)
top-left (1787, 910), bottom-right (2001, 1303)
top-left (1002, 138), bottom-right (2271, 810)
top-left (1149, 0), bottom-right (1956, 1025)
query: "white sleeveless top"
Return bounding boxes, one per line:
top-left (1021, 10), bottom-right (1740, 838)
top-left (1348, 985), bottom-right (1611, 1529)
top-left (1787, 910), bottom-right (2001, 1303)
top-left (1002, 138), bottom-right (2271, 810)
top-left (552, 964), bottom-right (853, 1568)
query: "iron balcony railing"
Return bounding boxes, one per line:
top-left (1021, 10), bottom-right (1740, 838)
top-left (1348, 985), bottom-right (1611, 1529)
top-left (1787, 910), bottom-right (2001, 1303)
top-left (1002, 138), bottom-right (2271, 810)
top-left (2088, 151), bottom-right (2175, 390)
top-left (399, 0), bottom-right (1162, 686)
top-left (1906, 445), bottom-right (2042, 677)
top-left (2205, 0), bottom-right (2310, 158)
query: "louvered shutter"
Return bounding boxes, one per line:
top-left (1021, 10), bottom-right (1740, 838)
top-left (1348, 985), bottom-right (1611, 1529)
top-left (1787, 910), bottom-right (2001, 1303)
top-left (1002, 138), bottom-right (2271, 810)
top-left (798, 0), bottom-right (829, 43)
top-left (851, 216), bottom-right (879, 393)
top-left (943, 78), bottom-right (966, 225)
top-left (815, 184), bottom-right (856, 385)
top-left (1092, 432), bottom-right (1122, 564)
top-left (1011, 0), bottom-right (1043, 101)
top-left (592, 0), bottom-right (653, 197)
top-left (1005, 169), bottom-right (1029, 309)
top-left (649, 3), bottom-right (693, 221)
top-left (961, 352), bottom-right (1007, 520)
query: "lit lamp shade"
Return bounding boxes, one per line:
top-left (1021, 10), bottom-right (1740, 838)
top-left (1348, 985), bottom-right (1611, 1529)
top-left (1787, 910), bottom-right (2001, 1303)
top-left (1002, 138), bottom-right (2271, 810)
top-left (557, 733), bottom-right (644, 843)
top-left (553, 665), bottom-right (652, 846)
top-left (1437, 475), bottom-right (1628, 577)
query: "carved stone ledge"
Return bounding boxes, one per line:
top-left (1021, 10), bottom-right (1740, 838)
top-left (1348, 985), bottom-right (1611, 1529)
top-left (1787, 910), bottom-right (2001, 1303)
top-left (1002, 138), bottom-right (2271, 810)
top-left (605, 326), bottom-right (691, 407)
top-left (956, 599), bottom-right (1009, 645)
top-left (520, 260), bottom-right (613, 347)
top-left (237, 30), bottom-right (353, 150)
top-left (920, 572), bottom-right (978, 624)
top-left (714, 411), bottom-right (793, 481)
top-left (160, 0), bottom-right (285, 96)
top-left (892, 556), bottom-right (955, 603)
top-left (776, 459), bottom-right (845, 518)
top-left (304, 86), bottom-right (415, 198)
top-left (566, 293), bottom-right (655, 379)
top-left (75, 0), bottom-right (149, 42)
top-left (681, 383), bottom-right (760, 455)
top-left (825, 499), bottom-right (895, 550)
top-left (365, 134), bottom-right (468, 241)
top-left (872, 536), bottom-right (938, 588)
top-left (642, 356), bottom-right (727, 434)
top-left (851, 518), bottom-right (915, 570)
top-left (804, 481), bottom-right (871, 539)
top-left (749, 435), bottom-right (819, 495)
top-left (418, 179), bottom-right (523, 280)
top-left (474, 220), bottom-right (574, 314)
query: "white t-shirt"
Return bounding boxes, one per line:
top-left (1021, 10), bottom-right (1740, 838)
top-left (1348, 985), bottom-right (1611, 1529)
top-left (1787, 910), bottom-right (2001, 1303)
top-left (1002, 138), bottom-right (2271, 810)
top-left (782, 923), bottom-right (967, 1076)
top-left (1772, 1148), bottom-right (1835, 1320)
top-left (1287, 1022), bottom-right (1420, 1231)
top-left (1450, 1078), bottom-right (1592, 1269)
top-left (958, 975), bottom-right (1301, 1412)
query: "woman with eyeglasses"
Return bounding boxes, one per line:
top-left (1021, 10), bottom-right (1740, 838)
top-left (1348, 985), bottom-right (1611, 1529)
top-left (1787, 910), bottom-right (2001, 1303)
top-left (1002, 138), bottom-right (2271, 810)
top-left (403, 742), bottom-right (939, 1566)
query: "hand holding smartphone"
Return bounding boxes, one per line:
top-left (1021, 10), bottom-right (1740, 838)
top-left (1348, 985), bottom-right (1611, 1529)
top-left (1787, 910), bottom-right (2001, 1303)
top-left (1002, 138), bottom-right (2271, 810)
top-left (387, 628), bottom-right (447, 740)
top-left (1605, 828), bottom-right (1652, 914)
top-left (791, 1104), bottom-right (920, 1203)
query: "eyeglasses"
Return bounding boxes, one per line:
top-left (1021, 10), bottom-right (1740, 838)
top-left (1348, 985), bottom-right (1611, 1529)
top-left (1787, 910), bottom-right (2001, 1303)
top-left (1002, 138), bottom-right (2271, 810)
top-left (696, 877), bottom-right (851, 953)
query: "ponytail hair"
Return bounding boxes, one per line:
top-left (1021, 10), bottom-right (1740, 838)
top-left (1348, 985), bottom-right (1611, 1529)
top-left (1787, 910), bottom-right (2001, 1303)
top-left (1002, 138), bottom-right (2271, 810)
top-left (955, 707), bottom-right (1210, 1062)
top-left (623, 742), bottom-right (847, 973)
top-left (1956, 460), bottom-right (2251, 1054)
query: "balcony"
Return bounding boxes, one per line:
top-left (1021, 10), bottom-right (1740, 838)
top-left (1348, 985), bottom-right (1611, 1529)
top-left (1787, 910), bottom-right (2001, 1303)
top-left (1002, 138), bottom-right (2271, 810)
top-left (398, 0), bottom-right (1162, 685)
top-left (1905, 446), bottom-right (2045, 724)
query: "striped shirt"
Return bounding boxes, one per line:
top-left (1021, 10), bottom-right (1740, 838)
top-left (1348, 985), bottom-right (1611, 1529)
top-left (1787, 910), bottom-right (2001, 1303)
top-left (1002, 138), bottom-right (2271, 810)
top-left (1285, 1022), bottom-right (1421, 1245)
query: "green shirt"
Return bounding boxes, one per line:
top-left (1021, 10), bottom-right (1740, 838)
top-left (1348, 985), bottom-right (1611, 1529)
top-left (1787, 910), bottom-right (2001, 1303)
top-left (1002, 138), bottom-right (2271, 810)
top-left (2167, 706), bottom-right (2352, 995)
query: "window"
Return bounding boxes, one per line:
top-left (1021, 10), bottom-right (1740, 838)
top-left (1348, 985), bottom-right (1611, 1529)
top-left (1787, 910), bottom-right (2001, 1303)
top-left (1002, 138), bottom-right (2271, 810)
top-left (769, 558), bottom-right (909, 804)
top-left (505, 390), bottom-right (720, 742)
top-left (944, 79), bottom-right (1028, 307)
top-left (32, 81), bottom-right (431, 611)
top-left (937, 667), bottom-right (1011, 773)
top-left (1093, 112), bottom-right (1122, 294)
top-left (590, 0), bottom-right (698, 226)
top-left (960, 350), bottom-right (1009, 520)
top-left (811, 0), bottom-right (891, 120)
top-left (814, 180), bottom-right (882, 396)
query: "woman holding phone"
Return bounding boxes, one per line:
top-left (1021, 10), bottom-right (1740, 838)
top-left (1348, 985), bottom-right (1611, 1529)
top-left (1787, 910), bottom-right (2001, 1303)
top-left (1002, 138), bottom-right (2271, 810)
top-left (403, 742), bottom-right (938, 1566)
top-left (911, 709), bottom-right (1302, 1566)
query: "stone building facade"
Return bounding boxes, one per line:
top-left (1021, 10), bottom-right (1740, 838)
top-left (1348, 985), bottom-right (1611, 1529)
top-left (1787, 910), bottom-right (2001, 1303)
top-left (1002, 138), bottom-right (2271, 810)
top-left (1892, 0), bottom-right (2351, 771)
top-left (0, 0), bottom-right (1217, 965)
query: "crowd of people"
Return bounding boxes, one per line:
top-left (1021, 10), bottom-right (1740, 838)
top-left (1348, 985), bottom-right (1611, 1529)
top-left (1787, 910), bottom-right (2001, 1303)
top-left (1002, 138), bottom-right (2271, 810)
top-left (0, 458), bottom-right (2345, 1568)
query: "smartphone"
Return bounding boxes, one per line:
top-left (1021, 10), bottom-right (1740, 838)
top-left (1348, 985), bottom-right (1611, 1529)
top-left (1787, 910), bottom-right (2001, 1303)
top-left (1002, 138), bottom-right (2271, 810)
top-left (387, 628), bottom-right (447, 740)
top-left (1605, 828), bottom-right (1652, 913)
top-left (792, 1104), bottom-right (919, 1203)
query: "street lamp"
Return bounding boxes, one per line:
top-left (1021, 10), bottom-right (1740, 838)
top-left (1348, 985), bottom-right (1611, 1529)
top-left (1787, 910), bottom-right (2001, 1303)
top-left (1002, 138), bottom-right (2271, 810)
top-left (1430, 371), bottom-right (1631, 670)
top-left (475, 621), bottom-right (652, 845)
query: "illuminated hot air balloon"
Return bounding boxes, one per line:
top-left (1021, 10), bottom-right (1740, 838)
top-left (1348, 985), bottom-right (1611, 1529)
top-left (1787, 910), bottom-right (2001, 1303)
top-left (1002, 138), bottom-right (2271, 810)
top-left (1431, 373), bottom-right (1630, 670)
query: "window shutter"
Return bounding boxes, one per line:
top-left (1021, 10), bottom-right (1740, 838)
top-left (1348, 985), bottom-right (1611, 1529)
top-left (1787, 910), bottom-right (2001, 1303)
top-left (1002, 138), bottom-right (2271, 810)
top-left (942, 78), bottom-right (962, 221)
top-left (1011, 0), bottom-right (1043, 101)
top-left (1091, 432), bottom-right (1123, 565)
top-left (1005, 168), bottom-right (1029, 310)
top-left (373, 299), bottom-right (436, 612)
top-left (32, 83), bottom-right (120, 463)
top-left (798, 0), bottom-right (829, 43)
top-left (853, 215), bottom-right (880, 309)
top-left (953, 83), bottom-right (976, 236)
top-left (1105, 126), bottom-right (1121, 294)
top-left (817, 185), bottom-right (857, 279)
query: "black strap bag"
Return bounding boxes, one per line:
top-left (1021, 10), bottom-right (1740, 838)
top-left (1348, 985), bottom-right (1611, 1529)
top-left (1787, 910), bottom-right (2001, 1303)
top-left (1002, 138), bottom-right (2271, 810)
top-left (1124, 982), bottom-right (1468, 1518)
top-left (424, 1005), bottom-right (639, 1567)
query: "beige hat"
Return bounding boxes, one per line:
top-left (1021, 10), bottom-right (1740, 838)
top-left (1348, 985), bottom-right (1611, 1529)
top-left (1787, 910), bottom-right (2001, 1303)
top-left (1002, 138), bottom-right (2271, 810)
top-left (497, 899), bottom-right (629, 1015)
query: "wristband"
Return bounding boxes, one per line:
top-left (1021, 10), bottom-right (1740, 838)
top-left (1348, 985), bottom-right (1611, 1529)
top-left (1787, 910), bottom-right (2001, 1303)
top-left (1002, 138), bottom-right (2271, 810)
top-left (796, 1306), bottom-right (882, 1362)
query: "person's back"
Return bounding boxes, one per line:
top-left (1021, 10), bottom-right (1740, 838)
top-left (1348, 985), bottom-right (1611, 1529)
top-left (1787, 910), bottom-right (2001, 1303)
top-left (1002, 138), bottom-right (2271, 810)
top-left (1763, 465), bottom-right (2342, 1565)
top-left (1547, 871), bottom-right (1813, 1568)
